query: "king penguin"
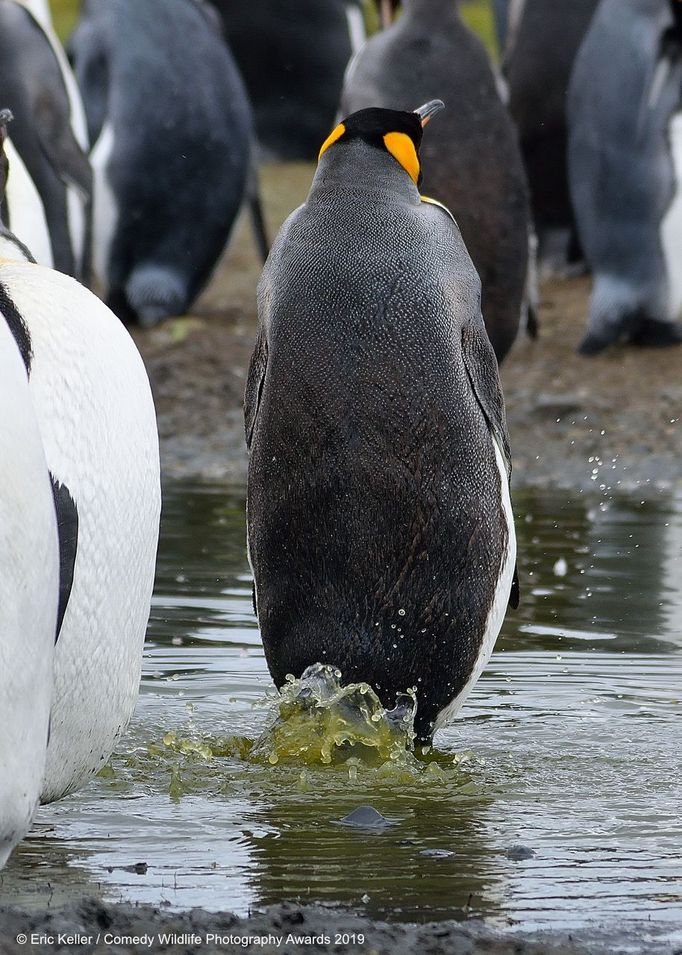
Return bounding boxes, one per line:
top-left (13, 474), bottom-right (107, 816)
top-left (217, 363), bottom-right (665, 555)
top-left (69, 0), bottom-right (255, 326)
top-left (0, 0), bottom-right (92, 281)
top-left (212, 0), bottom-right (366, 161)
top-left (501, 0), bottom-right (599, 269)
top-left (0, 298), bottom-right (59, 869)
top-left (0, 113), bottom-right (161, 802)
top-left (568, 0), bottom-right (682, 352)
top-left (341, 0), bottom-right (532, 363)
top-left (245, 102), bottom-right (519, 743)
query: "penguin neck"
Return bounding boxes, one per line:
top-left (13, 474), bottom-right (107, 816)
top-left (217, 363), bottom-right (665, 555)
top-left (310, 141), bottom-right (421, 206)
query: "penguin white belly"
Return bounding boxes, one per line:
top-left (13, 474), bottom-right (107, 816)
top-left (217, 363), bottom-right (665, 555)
top-left (661, 111), bottom-right (682, 320)
top-left (0, 318), bottom-right (58, 867)
top-left (0, 261), bottom-right (161, 802)
top-left (433, 437), bottom-right (516, 733)
top-left (4, 138), bottom-right (53, 268)
top-left (90, 123), bottom-right (118, 294)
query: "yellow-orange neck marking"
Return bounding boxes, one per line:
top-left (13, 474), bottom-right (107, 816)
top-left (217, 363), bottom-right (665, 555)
top-left (383, 131), bottom-right (420, 184)
top-left (318, 123), bottom-right (346, 160)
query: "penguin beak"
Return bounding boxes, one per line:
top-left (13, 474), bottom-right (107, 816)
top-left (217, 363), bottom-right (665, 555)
top-left (413, 100), bottom-right (445, 127)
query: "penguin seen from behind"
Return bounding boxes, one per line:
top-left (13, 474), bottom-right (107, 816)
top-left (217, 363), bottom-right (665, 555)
top-left (341, 0), bottom-right (532, 363)
top-left (245, 102), bottom-right (518, 743)
top-left (70, 0), bottom-right (255, 326)
top-left (501, 0), bottom-right (599, 269)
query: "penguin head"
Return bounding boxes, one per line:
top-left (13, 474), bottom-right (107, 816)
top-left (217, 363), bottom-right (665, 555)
top-left (318, 100), bottom-right (445, 189)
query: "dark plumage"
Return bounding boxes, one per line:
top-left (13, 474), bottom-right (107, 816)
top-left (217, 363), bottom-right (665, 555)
top-left (502, 0), bottom-right (599, 266)
top-left (341, 0), bottom-right (531, 363)
top-left (210, 0), bottom-right (364, 161)
top-left (70, 0), bottom-right (254, 325)
top-left (245, 106), bottom-right (517, 743)
top-left (568, 0), bottom-right (682, 352)
top-left (0, 0), bottom-right (91, 279)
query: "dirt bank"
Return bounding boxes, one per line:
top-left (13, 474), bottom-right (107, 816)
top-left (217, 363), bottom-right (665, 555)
top-left (132, 163), bottom-right (682, 496)
top-left (1, 898), bottom-right (680, 955)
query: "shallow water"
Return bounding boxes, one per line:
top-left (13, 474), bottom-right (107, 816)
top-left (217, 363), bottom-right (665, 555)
top-left (2, 481), bottom-right (682, 935)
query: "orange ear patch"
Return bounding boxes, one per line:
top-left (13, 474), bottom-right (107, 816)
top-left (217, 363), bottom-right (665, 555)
top-left (318, 123), bottom-right (346, 160)
top-left (383, 131), bottom-right (420, 184)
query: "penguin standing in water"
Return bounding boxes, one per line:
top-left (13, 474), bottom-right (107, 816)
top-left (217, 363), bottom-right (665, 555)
top-left (69, 0), bottom-right (255, 326)
top-left (500, 0), bottom-right (599, 268)
top-left (0, 113), bottom-right (161, 802)
top-left (0, 0), bottom-right (92, 280)
top-left (341, 0), bottom-right (532, 363)
top-left (0, 309), bottom-right (59, 868)
top-left (212, 0), bottom-right (365, 161)
top-left (568, 0), bottom-right (682, 353)
top-left (245, 103), bottom-right (518, 743)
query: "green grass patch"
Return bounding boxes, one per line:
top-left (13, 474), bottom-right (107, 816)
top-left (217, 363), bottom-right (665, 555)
top-left (49, 0), bottom-right (78, 42)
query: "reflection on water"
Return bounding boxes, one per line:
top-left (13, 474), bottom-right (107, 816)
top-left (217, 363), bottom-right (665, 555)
top-left (2, 481), bottom-right (682, 932)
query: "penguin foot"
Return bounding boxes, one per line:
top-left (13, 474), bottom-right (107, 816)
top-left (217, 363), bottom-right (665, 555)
top-left (577, 331), bottom-right (615, 355)
top-left (631, 318), bottom-right (682, 348)
top-left (125, 265), bottom-right (187, 328)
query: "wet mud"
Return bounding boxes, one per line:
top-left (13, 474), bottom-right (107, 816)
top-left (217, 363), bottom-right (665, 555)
top-left (1, 897), bottom-right (680, 955)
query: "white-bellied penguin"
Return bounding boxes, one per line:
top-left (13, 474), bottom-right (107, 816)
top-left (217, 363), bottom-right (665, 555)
top-left (341, 0), bottom-right (533, 363)
top-left (0, 113), bottom-right (161, 802)
top-left (69, 0), bottom-right (256, 326)
top-left (0, 0), bottom-right (92, 281)
top-left (568, 0), bottom-right (682, 352)
top-left (245, 102), bottom-right (519, 743)
top-left (0, 295), bottom-right (59, 868)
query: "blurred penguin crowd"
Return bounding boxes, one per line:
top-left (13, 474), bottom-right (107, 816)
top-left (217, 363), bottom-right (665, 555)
top-left (2, 0), bottom-right (682, 356)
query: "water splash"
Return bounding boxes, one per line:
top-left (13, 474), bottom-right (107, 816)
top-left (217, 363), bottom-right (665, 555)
top-left (251, 663), bottom-right (417, 767)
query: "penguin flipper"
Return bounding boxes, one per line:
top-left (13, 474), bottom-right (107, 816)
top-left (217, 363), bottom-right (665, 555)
top-left (50, 474), bottom-right (78, 642)
top-left (34, 94), bottom-right (93, 200)
top-left (461, 315), bottom-right (513, 479)
top-left (244, 326), bottom-right (268, 449)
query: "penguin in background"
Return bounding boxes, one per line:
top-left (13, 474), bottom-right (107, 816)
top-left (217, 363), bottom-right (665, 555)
top-left (341, 0), bottom-right (532, 363)
top-left (0, 0), bottom-right (92, 281)
top-left (568, 0), bottom-right (682, 353)
top-left (499, 0), bottom-right (599, 269)
top-left (69, 0), bottom-right (255, 326)
top-left (0, 111), bottom-right (161, 803)
top-left (245, 102), bottom-right (518, 744)
top-left (212, 0), bottom-right (366, 161)
top-left (492, 0), bottom-right (510, 52)
top-left (0, 288), bottom-right (59, 869)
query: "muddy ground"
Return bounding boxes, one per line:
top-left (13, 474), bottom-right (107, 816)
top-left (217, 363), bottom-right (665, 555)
top-left (132, 163), bottom-right (682, 497)
top-left (1, 897), bottom-right (681, 955)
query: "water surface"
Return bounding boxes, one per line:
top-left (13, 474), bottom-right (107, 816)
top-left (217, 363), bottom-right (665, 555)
top-left (2, 482), bottom-right (681, 936)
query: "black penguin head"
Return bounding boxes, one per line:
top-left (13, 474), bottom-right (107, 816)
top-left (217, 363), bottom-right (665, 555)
top-left (318, 100), bottom-right (445, 188)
